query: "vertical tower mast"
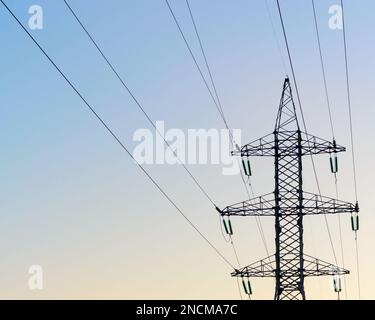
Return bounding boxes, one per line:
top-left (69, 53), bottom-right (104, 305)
top-left (274, 79), bottom-right (305, 299)
top-left (218, 78), bottom-right (359, 300)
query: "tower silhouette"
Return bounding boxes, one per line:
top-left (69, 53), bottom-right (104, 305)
top-left (218, 78), bottom-right (359, 300)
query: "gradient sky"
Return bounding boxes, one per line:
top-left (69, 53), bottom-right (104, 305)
top-left (0, 0), bottom-right (374, 300)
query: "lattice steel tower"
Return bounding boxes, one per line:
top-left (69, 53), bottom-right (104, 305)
top-left (218, 78), bottom-right (359, 300)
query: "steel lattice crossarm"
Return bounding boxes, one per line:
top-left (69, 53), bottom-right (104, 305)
top-left (220, 78), bottom-right (359, 300)
top-left (302, 192), bottom-right (359, 215)
top-left (219, 191), bottom-right (358, 217)
top-left (232, 132), bottom-right (345, 157)
top-left (218, 193), bottom-right (275, 217)
top-left (231, 255), bottom-right (349, 278)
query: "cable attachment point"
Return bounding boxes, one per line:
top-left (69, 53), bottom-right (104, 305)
top-left (355, 201), bottom-right (359, 213)
top-left (333, 274), bottom-right (342, 300)
top-left (351, 211), bottom-right (359, 232)
top-left (329, 140), bottom-right (338, 173)
top-left (222, 218), bottom-right (233, 236)
top-left (241, 156), bottom-right (252, 177)
top-left (241, 276), bottom-right (253, 298)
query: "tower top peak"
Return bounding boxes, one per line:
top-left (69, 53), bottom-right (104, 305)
top-left (275, 78), bottom-right (299, 131)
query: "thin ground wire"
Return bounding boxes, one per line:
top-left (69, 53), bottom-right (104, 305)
top-left (164, 0), bottom-right (234, 143)
top-left (168, 0), bottom-right (271, 261)
top-left (0, 0), bottom-right (235, 270)
top-left (312, 0), bottom-right (347, 298)
top-left (265, 0), bottom-right (288, 76)
top-left (276, 0), bottom-right (339, 266)
top-left (341, 0), bottom-right (361, 299)
top-left (63, 0), bottom-right (216, 207)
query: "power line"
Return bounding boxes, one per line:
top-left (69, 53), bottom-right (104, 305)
top-left (221, 77), bottom-right (356, 300)
top-left (63, 0), bottom-right (270, 298)
top-left (168, 1), bottom-right (270, 299)
top-left (341, 0), bottom-right (358, 203)
top-left (195, 0), bottom-right (270, 251)
top-left (311, 0), bottom-right (347, 299)
top-left (63, 1), bottom-right (254, 298)
top-left (218, 212), bottom-right (244, 299)
top-left (63, 1), bottom-right (248, 289)
top-left (164, 0), bottom-right (234, 143)
top-left (185, 1), bottom-right (270, 297)
top-left (311, 0), bottom-right (335, 139)
top-left (266, 4), bottom-right (321, 291)
top-left (185, 0), bottom-right (226, 120)
top-left (195, 0), bottom-right (270, 258)
top-left (341, 0), bottom-right (361, 299)
top-left (264, 0), bottom-right (288, 76)
top-left (276, 0), bottom-right (339, 266)
top-left (239, 165), bottom-right (270, 257)
top-left (0, 0), bottom-right (235, 270)
top-left (168, 0), bottom-right (270, 259)
top-left (235, 277), bottom-right (244, 300)
top-left (337, 193), bottom-right (348, 299)
top-left (62, 0), bottom-right (216, 208)
top-left (354, 233), bottom-right (361, 299)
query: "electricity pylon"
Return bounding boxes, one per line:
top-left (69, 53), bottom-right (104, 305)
top-left (218, 78), bottom-right (359, 300)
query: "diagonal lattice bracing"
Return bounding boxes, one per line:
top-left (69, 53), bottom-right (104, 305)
top-left (219, 78), bottom-right (358, 300)
top-left (231, 254), bottom-right (349, 278)
top-left (219, 191), bottom-right (357, 217)
top-left (232, 131), bottom-right (345, 158)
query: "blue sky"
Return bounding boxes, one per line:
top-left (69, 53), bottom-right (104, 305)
top-left (0, 0), bottom-right (374, 299)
